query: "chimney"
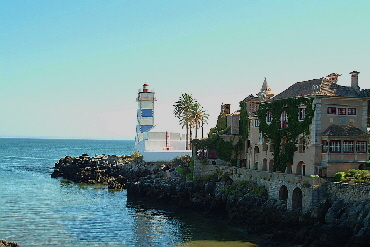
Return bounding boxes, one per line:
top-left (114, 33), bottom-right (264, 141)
top-left (349, 71), bottom-right (360, 89)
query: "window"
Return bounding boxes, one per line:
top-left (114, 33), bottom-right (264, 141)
top-left (343, 141), bottom-right (354, 153)
top-left (281, 111), bottom-right (288, 128)
top-left (299, 137), bottom-right (306, 153)
top-left (322, 140), bottom-right (328, 153)
top-left (329, 140), bottom-right (341, 153)
top-left (356, 141), bottom-right (367, 153)
top-left (299, 108), bottom-right (306, 120)
top-left (262, 138), bottom-right (268, 151)
top-left (254, 119), bottom-right (260, 127)
top-left (338, 108), bottom-right (346, 115)
top-left (327, 107), bottom-right (336, 115)
top-left (348, 108), bottom-right (357, 115)
top-left (267, 112), bottom-right (272, 123)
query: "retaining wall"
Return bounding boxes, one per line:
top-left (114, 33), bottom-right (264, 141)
top-left (194, 161), bottom-right (327, 212)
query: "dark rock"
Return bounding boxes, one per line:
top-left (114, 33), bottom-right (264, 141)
top-left (0, 239), bottom-right (19, 247)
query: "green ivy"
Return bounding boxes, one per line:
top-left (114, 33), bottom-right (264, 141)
top-left (193, 101), bottom-right (250, 165)
top-left (257, 97), bottom-right (314, 172)
top-left (239, 100), bottom-right (249, 141)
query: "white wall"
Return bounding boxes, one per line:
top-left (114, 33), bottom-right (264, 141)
top-left (142, 150), bottom-right (192, 162)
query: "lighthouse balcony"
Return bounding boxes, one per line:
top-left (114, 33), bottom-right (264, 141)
top-left (136, 96), bottom-right (156, 101)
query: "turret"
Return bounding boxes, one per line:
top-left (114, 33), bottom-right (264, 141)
top-left (258, 77), bottom-right (274, 100)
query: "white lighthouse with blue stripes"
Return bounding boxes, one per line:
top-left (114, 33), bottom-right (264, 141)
top-left (135, 83), bottom-right (156, 145)
top-left (133, 83), bottom-right (192, 162)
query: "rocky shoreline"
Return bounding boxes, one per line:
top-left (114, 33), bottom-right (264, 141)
top-left (51, 154), bottom-right (370, 246)
top-left (0, 240), bottom-right (19, 247)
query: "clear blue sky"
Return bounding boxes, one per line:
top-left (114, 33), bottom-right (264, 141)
top-left (1, 0), bottom-right (369, 140)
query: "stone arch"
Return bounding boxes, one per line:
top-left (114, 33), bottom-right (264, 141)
top-left (254, 162), bottom-right (258, 170)
top-left (279, 185), bottom-right (288, 201)
top-left (292, 187), bottom-right (302, 211)
top-left (296, 161), bottom-right (305, 175)
top-left (262, 158), bottom-right (267, 171)
top-left (268, 159), bottom-right (274, 171)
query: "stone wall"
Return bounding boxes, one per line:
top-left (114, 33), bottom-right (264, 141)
top-left (194, 161), bottom-right (328, 212)
top-left (326, 182), bottom-right (370, 202)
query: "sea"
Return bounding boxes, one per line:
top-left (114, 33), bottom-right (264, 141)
top-left (0, 138), bottom-right (261, 246)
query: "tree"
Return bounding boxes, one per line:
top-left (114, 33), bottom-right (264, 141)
top-left (189, 103), bottom-right (209, 139)
top-left (173, 93), bottom-right (197, 149)
top-left (173, 94), bottom-right (208, 149)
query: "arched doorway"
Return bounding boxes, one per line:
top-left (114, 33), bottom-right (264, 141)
top-left (292, 187), bottom-right (302, 211)
top-left (279, 185), bottom-right (288, 201)
top-left (262, 158), bottom-right (267, 171)
top-left (296, 161), bottom-right (305, 175)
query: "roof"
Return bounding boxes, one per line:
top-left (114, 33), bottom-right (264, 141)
top-left (321, 124), bottom-right (368, 136)
top-left (243, 94), bottom-right (259, 101)
top-left (272, 77), bottom-right (367, 101)
top-left (272, 78), bottom-right (322, 100)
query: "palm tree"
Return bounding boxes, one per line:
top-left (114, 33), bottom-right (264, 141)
top-left (189, 103), bottom-right (209, 140)
top-left (173, 93), bottom-right (197, 149)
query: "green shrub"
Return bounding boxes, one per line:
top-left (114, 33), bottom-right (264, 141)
top-left (173, 155), bottom-right (194, 179)
top-left (334, 169), bottom-right (370, 184)
top-left (335, 172), bottom-right (346, 182)
top-left (221, 180), bottom-right (268, 198)
top-left (172, 155), bottom-right (192, 167)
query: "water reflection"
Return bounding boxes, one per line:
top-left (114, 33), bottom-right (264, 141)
top-left (127, 198), bottom-right (260, 247)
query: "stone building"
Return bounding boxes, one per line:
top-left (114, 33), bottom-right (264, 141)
top-left (221, 72), bottom-right (369, 177)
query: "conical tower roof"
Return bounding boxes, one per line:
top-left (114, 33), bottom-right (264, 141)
top-left (261, 77), bottom-right (273, 95)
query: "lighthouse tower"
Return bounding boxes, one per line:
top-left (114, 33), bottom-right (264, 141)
top-left (135, 83), bottom-right (156, 146)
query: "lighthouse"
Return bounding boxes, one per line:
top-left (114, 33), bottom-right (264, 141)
top-left (135, 83), bottom-right (156, 145)
top-left (133, 83), bottom-right (191, 161)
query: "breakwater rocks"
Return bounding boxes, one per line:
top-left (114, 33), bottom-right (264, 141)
top-left (51, 155), bottom-right (370, 246)
top-left (51, 154), bottom-right (166, 189)
top-left (0, 240), bottom-right (19, 247)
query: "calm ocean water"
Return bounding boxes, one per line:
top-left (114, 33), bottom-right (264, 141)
top-left (0, 138), bottom-right (259, 246)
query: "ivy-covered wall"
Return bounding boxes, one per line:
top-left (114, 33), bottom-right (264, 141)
top-left (193, 100), bottom-right (249, 166)
top-left (256, 97), bottom-right (314, 172)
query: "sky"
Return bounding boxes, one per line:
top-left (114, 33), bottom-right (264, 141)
top-left (1, 0), bottom-right (369, 140)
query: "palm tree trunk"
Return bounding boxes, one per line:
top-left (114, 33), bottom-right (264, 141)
top-left (189, 125), bottom-right (193, 150)
top-left (186, 124), bottom-right (189, 150)
top-left (195, 122), bottom-right (198, 139)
